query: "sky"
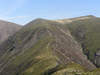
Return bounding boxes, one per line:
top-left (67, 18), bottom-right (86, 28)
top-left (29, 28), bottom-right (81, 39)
top-left (0, 0), bottom-right (100, 25)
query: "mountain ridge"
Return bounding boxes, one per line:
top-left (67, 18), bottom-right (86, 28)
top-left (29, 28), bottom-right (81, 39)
top-left (0, 15), bottom-right (99, 75)
top-left (0, 19), bottom-right (96, 75)
top-left (55, 15), bottom-right (97, 24)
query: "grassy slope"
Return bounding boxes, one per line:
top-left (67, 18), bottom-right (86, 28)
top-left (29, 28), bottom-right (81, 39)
top-left (64, 17), bottom-right (100, 62)
top-left (16, 36), bottom-right (58, 75)
top-left (0, 19), bottom-right (61, 75)
top-left (0, 19), bottom-right (58, 75)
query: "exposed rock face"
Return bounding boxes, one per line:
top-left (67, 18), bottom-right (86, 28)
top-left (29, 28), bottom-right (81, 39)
top-left (94, 50), bottom-right (100, 67)
top-left (0, 19), bottom-right (96, 75)
top-left (0, 20), bottom-right (21, 43)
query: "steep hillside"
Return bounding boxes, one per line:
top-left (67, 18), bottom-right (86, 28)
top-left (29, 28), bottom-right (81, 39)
top-left (57, 15), bottom-right (100, 67)
top-left (0, 19), bottom-right (95, 75)
top-left (0, 20), bottom-right (21, 43)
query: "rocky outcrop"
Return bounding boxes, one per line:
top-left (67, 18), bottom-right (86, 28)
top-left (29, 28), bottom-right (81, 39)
top-left (94, 50), bottom-right (100, 67)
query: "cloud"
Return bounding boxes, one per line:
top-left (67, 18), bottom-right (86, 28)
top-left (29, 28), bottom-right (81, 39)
top-left (6, 16), bottom-right (32, 20)
top-left (6, 16), bottom-right (34, 25)
top-left (0, 15), bottom-right (33, 25)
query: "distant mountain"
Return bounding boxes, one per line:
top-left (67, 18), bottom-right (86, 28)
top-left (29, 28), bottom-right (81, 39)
top-left (0, 18), bottom-right (96, 75)
top-left (0, 20), bottom-right (21, 43)
top-left (56, 15), bottom-right (96, 24)
top-left (57, 15), bottom-right (100, 67)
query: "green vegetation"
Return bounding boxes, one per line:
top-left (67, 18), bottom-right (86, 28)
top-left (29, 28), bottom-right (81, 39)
top-left (65, 17), bottom-right (100, 63)
top-left (21, 62), bottom-right (100, 75)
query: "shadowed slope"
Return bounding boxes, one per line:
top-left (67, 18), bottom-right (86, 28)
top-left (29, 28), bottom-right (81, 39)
top-left (0, 20), bottom-right (21, 43)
